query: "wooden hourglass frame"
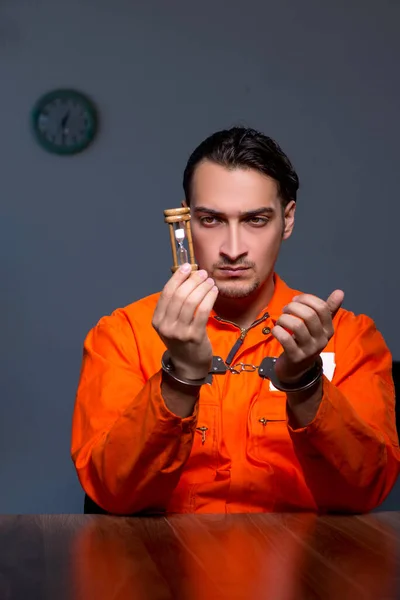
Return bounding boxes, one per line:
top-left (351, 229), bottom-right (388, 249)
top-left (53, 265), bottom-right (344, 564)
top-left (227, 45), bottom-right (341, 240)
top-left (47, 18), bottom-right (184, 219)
top-left (164, 207), bottom-right (198, 272)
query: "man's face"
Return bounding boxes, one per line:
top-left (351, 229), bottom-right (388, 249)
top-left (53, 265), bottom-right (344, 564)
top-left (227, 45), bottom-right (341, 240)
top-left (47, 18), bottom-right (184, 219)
top-left (188, 161), bottom-right (295, 299)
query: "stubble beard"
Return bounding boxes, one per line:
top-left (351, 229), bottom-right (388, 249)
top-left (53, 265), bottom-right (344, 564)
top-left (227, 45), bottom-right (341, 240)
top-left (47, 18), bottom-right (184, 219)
top-left (214, 277), bottom-right (261, 299)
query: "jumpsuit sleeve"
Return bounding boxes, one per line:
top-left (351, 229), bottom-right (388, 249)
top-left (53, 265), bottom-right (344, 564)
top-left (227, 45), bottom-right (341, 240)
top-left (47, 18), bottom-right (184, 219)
top-left (71, 312), bottom-right (198, 514)
top-left (288, 311), bottom-right (400, 512)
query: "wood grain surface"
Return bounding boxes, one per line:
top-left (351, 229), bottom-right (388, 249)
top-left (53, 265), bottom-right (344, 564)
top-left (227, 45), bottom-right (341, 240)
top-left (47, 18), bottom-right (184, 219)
top-left (0, 512), bottom-right (398, 599)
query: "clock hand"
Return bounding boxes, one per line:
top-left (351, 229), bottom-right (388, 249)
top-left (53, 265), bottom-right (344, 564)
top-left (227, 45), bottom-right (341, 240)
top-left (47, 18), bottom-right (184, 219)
top-left (61, 111), bottom-right (70, 130)
top-left (59, 111), bottom-right (70, 144)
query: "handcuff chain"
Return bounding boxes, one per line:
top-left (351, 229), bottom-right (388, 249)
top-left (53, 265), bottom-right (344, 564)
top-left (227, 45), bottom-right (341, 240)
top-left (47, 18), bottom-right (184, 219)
top-left (229, 362), bottom-right (260, 374)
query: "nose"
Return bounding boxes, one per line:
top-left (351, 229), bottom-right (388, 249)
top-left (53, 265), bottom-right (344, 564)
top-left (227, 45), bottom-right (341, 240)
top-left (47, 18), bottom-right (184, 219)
top-left (219, 225), bottom-right (248, 263)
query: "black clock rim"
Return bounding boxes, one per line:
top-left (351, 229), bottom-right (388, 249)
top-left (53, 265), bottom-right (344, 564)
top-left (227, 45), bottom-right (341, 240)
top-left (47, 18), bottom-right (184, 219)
top-left (31, 88), bottom-right (98, 156)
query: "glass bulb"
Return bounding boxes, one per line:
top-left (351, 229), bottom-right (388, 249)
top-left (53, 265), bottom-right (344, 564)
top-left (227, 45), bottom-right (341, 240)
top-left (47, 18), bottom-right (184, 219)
top-left (177, 241), bottom-right (188, 265)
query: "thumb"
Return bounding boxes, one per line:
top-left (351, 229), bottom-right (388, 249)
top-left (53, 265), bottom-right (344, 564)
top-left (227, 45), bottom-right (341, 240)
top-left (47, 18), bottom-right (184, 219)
top-left (326, 289), bottom-right (344, 318)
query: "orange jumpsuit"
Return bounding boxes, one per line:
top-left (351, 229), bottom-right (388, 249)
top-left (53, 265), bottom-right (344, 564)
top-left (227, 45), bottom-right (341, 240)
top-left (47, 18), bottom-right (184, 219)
top-left (71, 274), bottom-right (400, 514)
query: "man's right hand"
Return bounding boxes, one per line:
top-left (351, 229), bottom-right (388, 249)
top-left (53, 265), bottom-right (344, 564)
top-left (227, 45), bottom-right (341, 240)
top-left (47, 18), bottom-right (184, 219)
top-left (152, 263), bottom-right (219, 381)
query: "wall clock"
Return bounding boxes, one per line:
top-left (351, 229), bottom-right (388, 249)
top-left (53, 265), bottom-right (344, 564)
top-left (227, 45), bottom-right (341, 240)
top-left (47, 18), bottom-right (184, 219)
top-left (31, 89), bottom-right (98, 155)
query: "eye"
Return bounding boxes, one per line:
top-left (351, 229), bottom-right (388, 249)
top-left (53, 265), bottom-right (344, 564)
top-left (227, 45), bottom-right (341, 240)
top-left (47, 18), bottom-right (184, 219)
top-left (247, 217), bottom-right (269, 226)
top-left (199, 216), bottom-right (221, 226)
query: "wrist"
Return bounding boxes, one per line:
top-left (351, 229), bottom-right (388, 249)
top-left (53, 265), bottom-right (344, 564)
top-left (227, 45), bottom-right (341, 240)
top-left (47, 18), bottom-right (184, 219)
top-left (286, 378), bottom-right (324, 428)
top-left (161, 370), bottom-right (201, 397)
top-left (279, 362), bottom-right (321, 386)
top-left (166, 354), bottom-right (211, 381)
top-left (161, 351), bottom-right (211, 385)
top-left (286, 376), bottom-right (323, 403)
top-left (258, 356), bottom-right (323, 393)
top-left (161, 371), bottom-right (200, 418)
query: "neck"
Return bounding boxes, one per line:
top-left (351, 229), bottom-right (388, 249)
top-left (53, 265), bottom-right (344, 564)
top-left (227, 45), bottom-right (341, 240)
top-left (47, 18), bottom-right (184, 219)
top-left (214, 275), bottom-right (275, 329)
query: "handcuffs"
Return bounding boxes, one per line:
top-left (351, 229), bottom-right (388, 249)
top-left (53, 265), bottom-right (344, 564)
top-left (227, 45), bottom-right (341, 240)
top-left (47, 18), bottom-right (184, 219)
top-left (161, 351), bottom-right (323, 393)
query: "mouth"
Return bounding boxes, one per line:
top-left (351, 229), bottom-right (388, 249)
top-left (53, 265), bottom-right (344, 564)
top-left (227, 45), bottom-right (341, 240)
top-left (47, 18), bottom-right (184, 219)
top-left (217, 267), bottom-right (250, 276)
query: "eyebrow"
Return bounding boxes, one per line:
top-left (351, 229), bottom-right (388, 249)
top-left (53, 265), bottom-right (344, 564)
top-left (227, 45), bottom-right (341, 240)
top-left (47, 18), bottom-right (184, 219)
top-left (193, 206), bottom-right (276, 218)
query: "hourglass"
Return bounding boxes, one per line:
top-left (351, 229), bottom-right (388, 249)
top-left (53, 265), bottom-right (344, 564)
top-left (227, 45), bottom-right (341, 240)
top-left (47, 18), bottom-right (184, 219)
top-left (164, 207), bottom-right (198, 272)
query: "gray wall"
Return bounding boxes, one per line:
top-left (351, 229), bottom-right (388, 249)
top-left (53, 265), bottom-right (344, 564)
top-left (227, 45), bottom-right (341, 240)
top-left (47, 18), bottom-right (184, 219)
top-left (0, 0), bottom-right (399, 513)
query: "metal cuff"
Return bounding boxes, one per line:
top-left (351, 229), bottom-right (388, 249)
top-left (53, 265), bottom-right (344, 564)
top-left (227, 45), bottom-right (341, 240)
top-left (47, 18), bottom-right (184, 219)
top-left (258, 356), bottom-right (323, 393)
top-left (161, 351), bottom-right (213, 386)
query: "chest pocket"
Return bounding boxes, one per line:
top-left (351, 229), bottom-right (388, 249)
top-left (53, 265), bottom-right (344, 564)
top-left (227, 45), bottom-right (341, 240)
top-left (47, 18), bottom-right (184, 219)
top-left (181, 403), bottom-right (220, 484)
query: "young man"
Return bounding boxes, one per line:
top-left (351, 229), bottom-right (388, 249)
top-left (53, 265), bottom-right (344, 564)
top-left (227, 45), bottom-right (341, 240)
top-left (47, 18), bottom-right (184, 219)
top-left (71, 127), bottom-right (399, 515)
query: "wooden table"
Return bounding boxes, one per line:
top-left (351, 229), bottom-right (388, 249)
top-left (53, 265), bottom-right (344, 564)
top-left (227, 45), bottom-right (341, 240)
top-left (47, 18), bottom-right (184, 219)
top-left (0, 512), bottom-right (399, 599)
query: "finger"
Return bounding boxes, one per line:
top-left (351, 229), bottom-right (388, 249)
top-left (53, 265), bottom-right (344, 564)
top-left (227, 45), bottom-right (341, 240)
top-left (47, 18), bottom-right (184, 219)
top-left (275, 314), bottom-right (311, 346)
top-left (326, 289), bottom-right (344, 319)
top-left (155, 264), bottom-right (202, 321)
top-left (271, 324), bottom-right (300, 358)
top-left (290, 294), bottom-right (333, 332)
top-left (282, 302), bottom-right (321, 337)
top-left (153, 269), bottom-right (207, 324)
top-left (192, 285), bottom-right (219, 331)
top-left (165, 269), bottom-right (211, 324)
top-left (179, 278), bottom-right (216, 325)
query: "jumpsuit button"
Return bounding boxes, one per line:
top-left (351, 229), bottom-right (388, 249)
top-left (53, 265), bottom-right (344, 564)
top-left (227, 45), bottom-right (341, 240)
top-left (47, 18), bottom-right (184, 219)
top-left (262, 327), bottom-right (271, 335)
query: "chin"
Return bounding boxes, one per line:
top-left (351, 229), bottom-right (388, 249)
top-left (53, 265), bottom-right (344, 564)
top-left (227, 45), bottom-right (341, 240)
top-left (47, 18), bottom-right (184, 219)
top-left (216, 280), bottom-right (261, 299)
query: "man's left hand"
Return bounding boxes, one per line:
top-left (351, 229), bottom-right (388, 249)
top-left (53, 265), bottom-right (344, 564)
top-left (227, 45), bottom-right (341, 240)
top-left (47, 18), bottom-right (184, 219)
top-left (272, 289), bottom-right (345, 385)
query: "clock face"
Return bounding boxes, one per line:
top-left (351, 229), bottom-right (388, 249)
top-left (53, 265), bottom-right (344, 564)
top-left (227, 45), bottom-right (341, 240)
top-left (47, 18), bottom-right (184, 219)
top-left (31, 89), bottom-right (98, 155)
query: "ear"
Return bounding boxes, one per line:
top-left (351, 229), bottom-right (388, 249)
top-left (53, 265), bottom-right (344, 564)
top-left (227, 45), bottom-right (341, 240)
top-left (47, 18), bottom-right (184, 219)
top-left (181, 199), bottom-right (188, 208)
top-left (282, 200), bottom-right (296, 240)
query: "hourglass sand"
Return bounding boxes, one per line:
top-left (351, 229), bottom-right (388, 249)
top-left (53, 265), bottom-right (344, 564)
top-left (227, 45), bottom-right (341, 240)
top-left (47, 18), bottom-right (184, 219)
top-left (163, 207), bottom-right (198, 273)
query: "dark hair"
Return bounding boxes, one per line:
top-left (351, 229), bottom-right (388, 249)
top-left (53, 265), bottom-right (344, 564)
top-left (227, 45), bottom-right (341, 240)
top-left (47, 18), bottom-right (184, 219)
top-left (183, 127), bottom-right (299, 207)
